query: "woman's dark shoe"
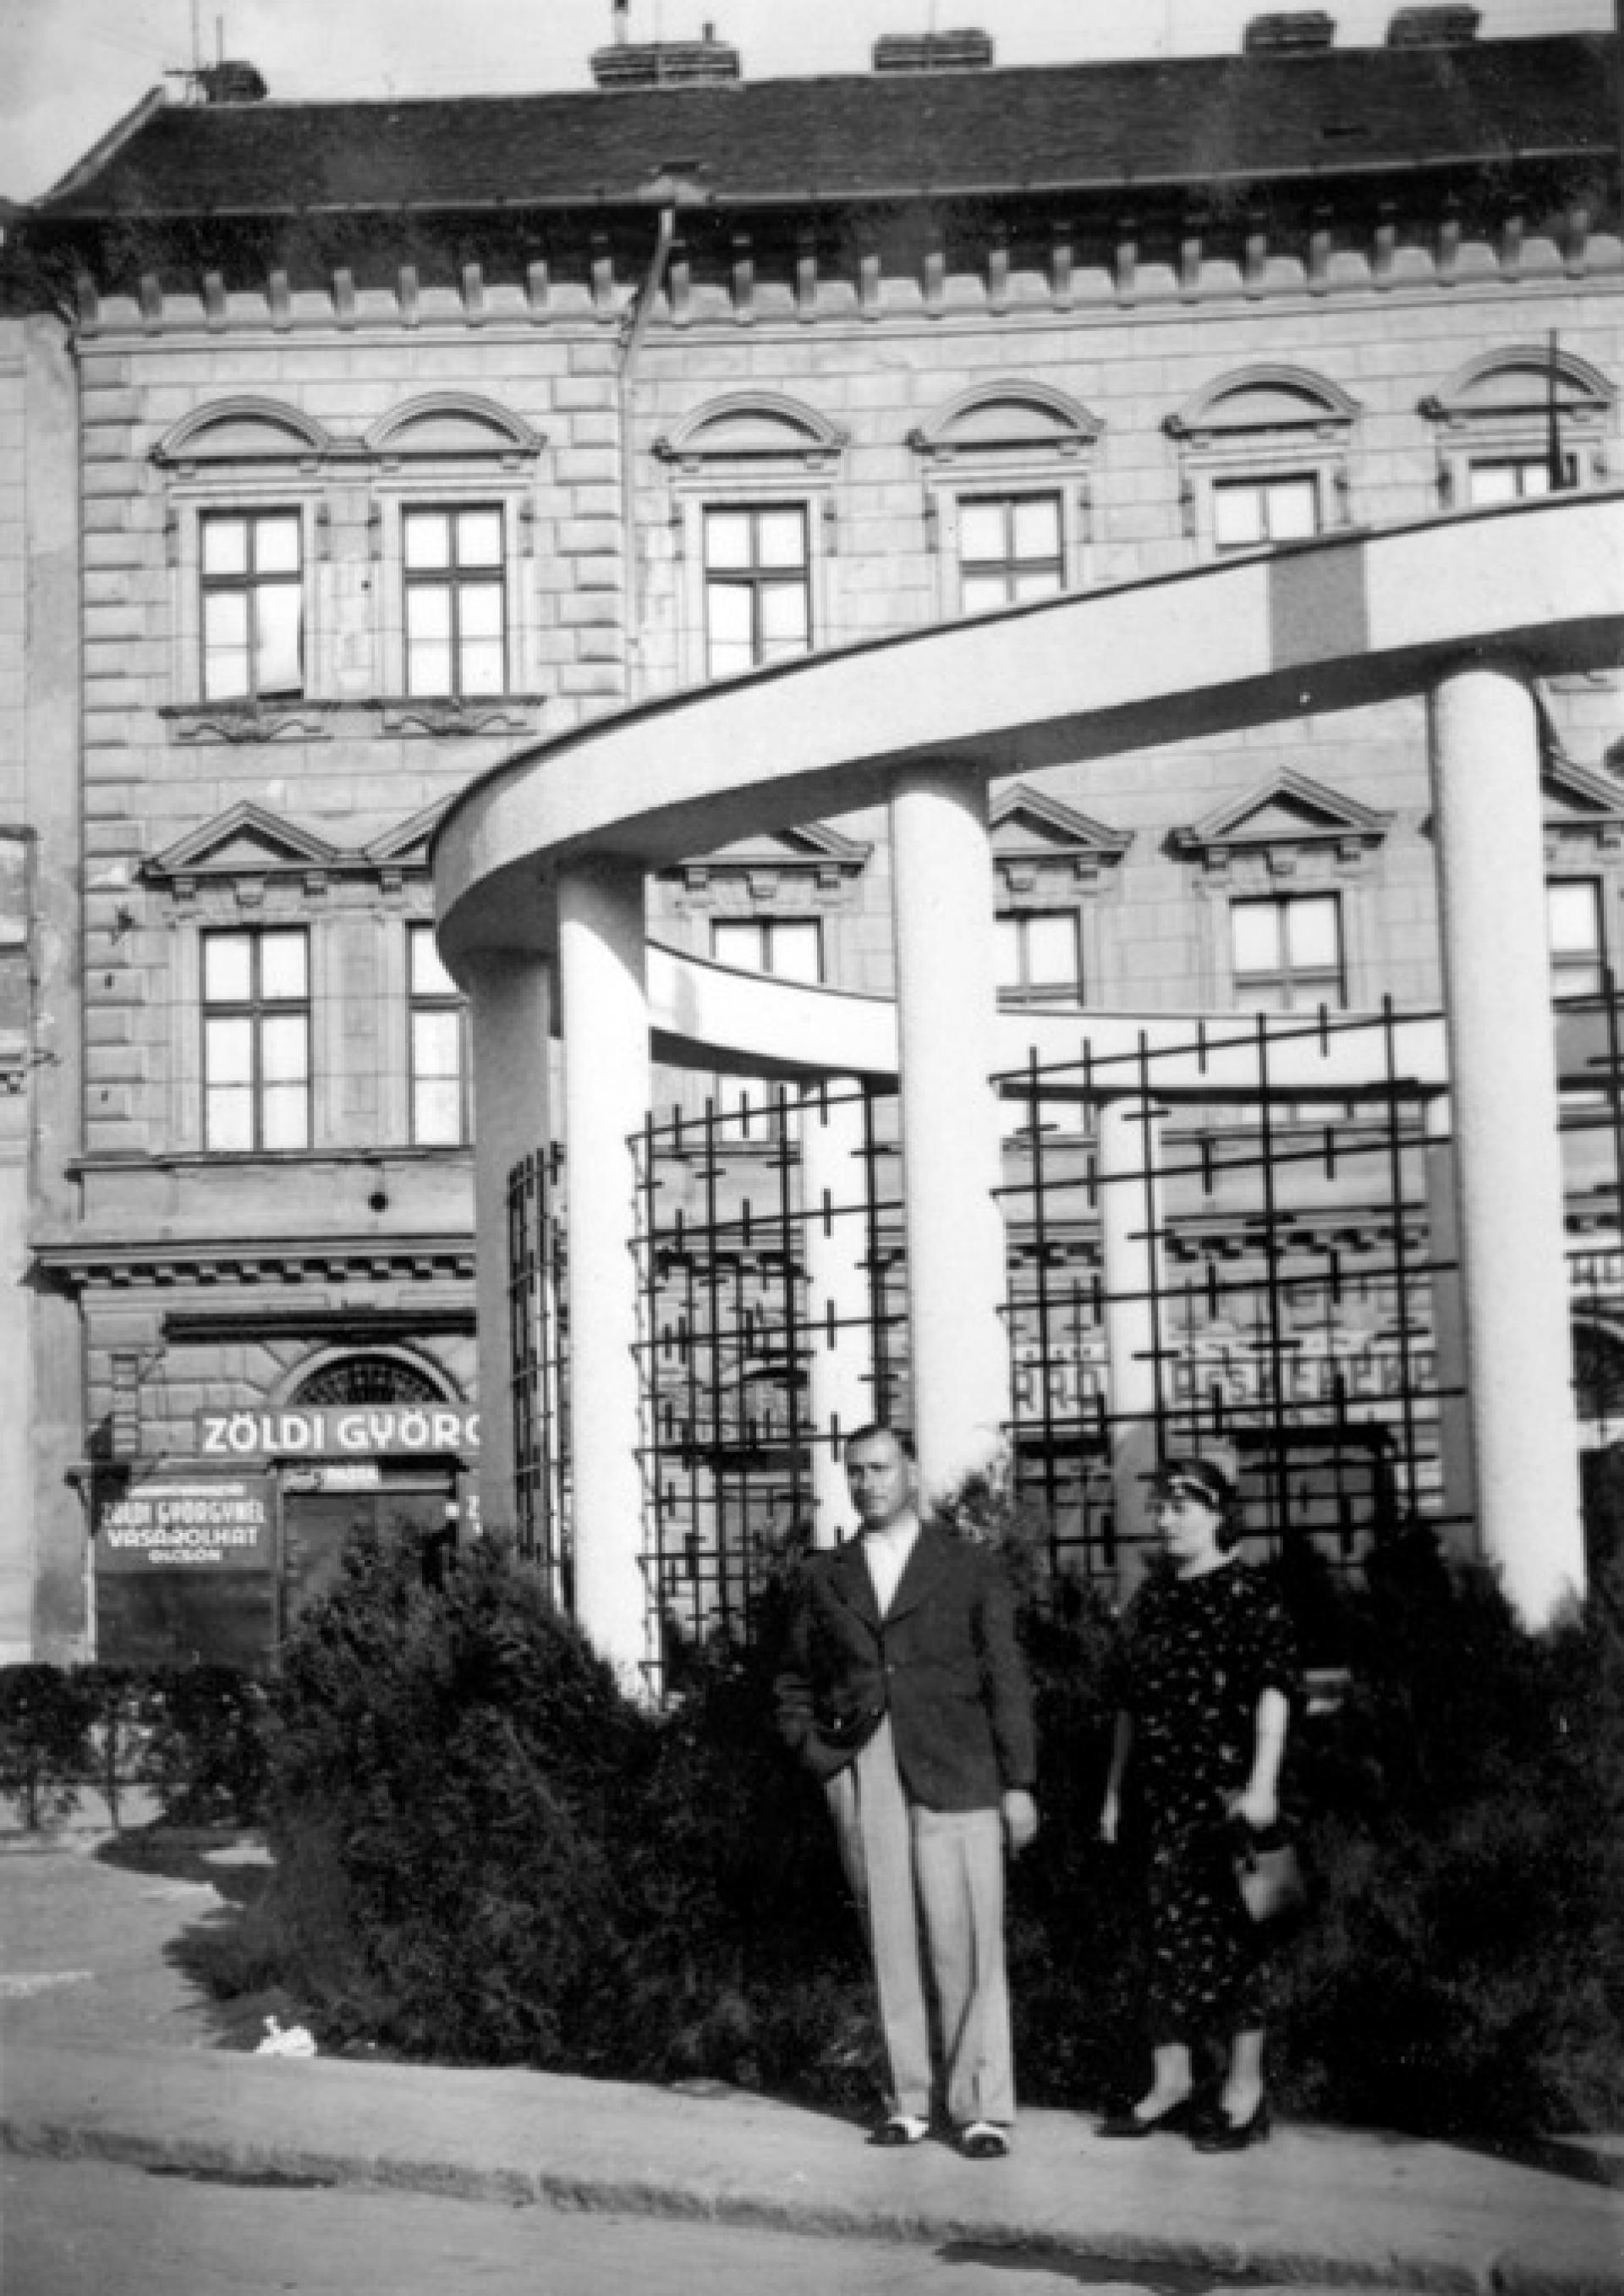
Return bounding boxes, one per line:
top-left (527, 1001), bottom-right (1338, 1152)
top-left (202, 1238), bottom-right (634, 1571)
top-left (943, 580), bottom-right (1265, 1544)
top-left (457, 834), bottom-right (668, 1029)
top-left (1191, 2096), bottom-right (1270, 2152)
top-left (1096, 2096), bottom-right (1196, 2139)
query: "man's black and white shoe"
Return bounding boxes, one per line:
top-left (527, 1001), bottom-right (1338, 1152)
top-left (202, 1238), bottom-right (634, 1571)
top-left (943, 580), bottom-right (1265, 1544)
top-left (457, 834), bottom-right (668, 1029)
top-left (868, 2114), bottom-right (930, 2147)
top-left (959, 2121), bottom-right (1011, 2159)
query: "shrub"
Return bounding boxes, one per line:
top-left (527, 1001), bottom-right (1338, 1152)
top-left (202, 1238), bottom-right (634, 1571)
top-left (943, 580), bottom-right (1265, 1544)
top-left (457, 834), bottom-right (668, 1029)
top-left (137, 1665), bottom-right (270, 1827)
top-left (0, 1664), bottom-right (94, 1829)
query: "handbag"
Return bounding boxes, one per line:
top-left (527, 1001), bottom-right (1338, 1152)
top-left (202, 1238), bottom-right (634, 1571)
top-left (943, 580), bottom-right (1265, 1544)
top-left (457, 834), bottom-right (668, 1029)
top-left (1232, 1824), bottom-right (1309, 1925)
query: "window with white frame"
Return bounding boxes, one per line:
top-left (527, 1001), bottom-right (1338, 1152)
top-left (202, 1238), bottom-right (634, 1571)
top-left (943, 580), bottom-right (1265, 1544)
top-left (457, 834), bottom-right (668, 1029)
top-left (958, 494), bottom-right (1066, 612)
top-left (1548, 878), bottom-right (1605, 999)
top-left (403, 505), bottom-right (508, 697)
top-left (1423, 348), bottom-right (1613, 511)
top-left (201, 926), bottom-right (311, 1151)
top-left (1467, 453), bottom-right (1581, 506)
top-left (200, 510), bottom-right (304, 700)
top-left (408, 923), bottom-right (468, 1145)
top-left (1210, 474), bottom-right (1321, 554)
top-left (996, 909), bottom-right (1082, 1004)
top-left (1231, 893), bottom-right (1345, 1012)
top-left (703, 505), bottom-right (812, 679)
top-left (709, 915), bottom-right (820, 1140)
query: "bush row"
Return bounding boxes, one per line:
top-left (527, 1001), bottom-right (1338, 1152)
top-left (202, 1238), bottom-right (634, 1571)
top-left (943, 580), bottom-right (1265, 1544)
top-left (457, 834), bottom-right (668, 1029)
top-left (0, 1662), bottom-right (268, 1830)
top-left (222, 1522), bottom-right (1624, 2141)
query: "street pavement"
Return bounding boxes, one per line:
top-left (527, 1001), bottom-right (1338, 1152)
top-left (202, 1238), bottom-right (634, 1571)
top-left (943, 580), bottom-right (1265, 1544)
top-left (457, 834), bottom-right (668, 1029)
top-left (3, 1826), bottom-right (1621, 2294)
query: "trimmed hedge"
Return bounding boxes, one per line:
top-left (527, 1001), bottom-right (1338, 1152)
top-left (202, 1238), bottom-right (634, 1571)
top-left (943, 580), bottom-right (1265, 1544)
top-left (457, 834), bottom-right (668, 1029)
top-left (223, 1519), bottom-right (1624, 2139)
top-left (0, 1662), bottom-right (270, 1831)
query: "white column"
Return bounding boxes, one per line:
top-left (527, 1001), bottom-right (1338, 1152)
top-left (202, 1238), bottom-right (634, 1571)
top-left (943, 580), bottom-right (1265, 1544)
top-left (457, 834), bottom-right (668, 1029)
top-left (1097, 1095), bottom-right (1166, 1589)
top-left (1429, 662), bottom-right (1585, 1625)
top-left (465, 950), bottom-right (553, 1551)
top-left (557, 859), bottom-right (651, 1682)
top-left (889, 766), bottom-right (1010, 1507)
top-left (798, 1079), bottom-right (875, 1546)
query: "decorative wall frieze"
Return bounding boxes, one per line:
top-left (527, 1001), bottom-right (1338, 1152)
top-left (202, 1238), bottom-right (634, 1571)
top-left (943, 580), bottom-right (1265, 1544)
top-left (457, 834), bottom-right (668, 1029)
top-left (36, 1236), bottom-right (478, 1295)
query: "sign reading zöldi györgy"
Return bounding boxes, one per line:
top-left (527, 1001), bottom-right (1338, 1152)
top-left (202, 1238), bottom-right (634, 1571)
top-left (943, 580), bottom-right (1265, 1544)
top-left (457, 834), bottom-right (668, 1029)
top-left (96, 1472), bottom-right (274, 1573)
top-left (195, 1405), bottom-right (480, 1459)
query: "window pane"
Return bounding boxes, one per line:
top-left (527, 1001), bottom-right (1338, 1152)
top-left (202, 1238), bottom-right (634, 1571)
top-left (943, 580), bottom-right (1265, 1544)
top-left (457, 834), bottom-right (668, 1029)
top-left (261, 1013), bottom-right (310, 1085)
top-left (458, 640), bottom-right (506, 695)
top-left (205, 1013), bottom-right (253, 1084)
top-left (1266, 478), bottom-right (1320, 541)
top-left (202, 589), bottom-right (250, 682)
top-left (201, 519), bottom-right (248, 576)
top-left (767, 920), bottom-right (821, 982)
top-left (1213, 485), bottom-right (1263, 549)
top-left (410, 926), bottom-right (458, 997)
top-left (458, 581), bottom-right (504, 640)
top-left (1285, 896), bottom-right (1341, 971)
top-left (961, 572), bottom-right (1012, 615)
top-left (757, 580), bottom-right (809, 651)
top-left (711, 920), bottom-right (766, 971)
top-left (995, 915), bottom-right (1022, 988)
top-left (413, 1008), bottom-right (463, 1076)
top-left (254, 515), bottom-right (301, 575)
top-left (1012, 567), bottom-right (1063, 602)
top-left (205, 1085), bottom-right (254, 1152)
top-left (705, 511), bottom-right (753, 570)
top-left (202, 935), bottom-right (252, 1005)
top-left (260, 931), bottom-right (308, 1002)
top-left (1236, 979), bottom-right (1289, 1013)
top-left (261, 1083), bottom-right (310, 1151)
top-left (408, 642), bottom-right (453, 696)
top-left (1549, 881), bottom-right (1600, 957)
top-left (1023, 911), bottom-right (1081, 989)
top-left (414, 1077), bottom-right (464, 1146)
top-left (1231, 902), bottom-right (1282, 975)
top-left (754, 508), bottom-right (807, 569)
top-left (455, 508), bottom-right (503, 566)
top-left (254, 584), bottom-right (303, 696)
top-left (1011, 495), bottom-right (1061, 560)
top-left (957, 502), bottom-right (1007, 563)
top-left (404, 512), bottom-right (451, 569)
top-left (407, 585), bottom-right (453, 642)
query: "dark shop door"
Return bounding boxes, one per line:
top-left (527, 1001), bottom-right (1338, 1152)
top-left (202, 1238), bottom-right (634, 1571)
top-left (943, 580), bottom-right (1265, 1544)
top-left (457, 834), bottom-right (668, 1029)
top-left (281, 1480), bottom-right (454, 1634)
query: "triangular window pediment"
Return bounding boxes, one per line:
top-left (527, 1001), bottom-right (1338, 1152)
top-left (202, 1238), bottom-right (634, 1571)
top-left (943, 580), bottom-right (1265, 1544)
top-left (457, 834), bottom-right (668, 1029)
top-left (145, 805), bottom-right (340, 881)
top-left (365, 799), bottom-right (453, 872)
top-left (670, 819), bottom-right (870, 897)
top-left (1176, 772), bottom-right (1390, 864)
top-left (990, 783), bottom-right (1130, 883)
top-left (1543, 755), bottom-right (1624, 856)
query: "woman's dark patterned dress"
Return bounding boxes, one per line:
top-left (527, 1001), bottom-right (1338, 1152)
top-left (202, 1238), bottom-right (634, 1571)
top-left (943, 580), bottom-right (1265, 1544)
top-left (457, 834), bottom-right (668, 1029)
top-left (1109, 1562), bottom-right (1300, 2044)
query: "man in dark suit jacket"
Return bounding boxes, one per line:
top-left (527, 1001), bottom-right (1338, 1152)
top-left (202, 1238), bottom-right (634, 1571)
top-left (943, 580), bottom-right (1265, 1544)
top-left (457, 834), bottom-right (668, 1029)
top-left (775, 1424), bottom-right (1038, 2156)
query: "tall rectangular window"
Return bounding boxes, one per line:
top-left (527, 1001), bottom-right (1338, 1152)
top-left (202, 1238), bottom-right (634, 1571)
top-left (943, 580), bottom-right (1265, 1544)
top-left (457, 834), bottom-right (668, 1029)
top-left (708, 916), bottom-right (821, 1140)
top-left (996, 909), bottom-right (1082, 1004)
top-left (958, 494), bottom-right (1064, 612)
top-left (409, 924), bottom-right (469, 1145)
top-left (201, 927), bottom-right (310, 1151)
top-left (403, 506), bottom-right (507, 697)
top-left (1211, 475), bottom-right (1320, 553)
top-left (200, 511), bottom-right (303, 700)
top-left (703, 505), bottom-right (810, 679)
top-left (1548, 878), bottom-right (1605, 998)
top-left (1231, 893), bottom-right (1344, 1011)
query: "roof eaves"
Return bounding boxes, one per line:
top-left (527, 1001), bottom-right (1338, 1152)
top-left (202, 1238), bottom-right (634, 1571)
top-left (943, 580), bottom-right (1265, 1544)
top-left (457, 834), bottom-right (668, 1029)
top-left (40, 84), bottom-right (172, 206)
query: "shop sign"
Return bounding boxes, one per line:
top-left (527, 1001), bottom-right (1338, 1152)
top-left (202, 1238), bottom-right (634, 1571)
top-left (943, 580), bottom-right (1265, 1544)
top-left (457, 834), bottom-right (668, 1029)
top-left (96, 1473), bottom-right (273, 1574)
top-left (283, 1464), bottom-right (384, 1493)
top-left (196, 1406), bottom-right (480, 1460)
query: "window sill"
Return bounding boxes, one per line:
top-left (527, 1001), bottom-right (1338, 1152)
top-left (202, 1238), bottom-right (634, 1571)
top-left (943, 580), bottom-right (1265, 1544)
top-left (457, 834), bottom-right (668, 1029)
top-left (162, 697), bottom-right (548, 744)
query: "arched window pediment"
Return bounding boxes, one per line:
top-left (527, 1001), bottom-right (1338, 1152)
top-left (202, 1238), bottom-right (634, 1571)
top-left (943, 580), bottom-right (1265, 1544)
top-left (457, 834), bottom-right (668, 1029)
top-left (365, 393), bottom-right (543, 465)
top-left (910, 382), bottom-right (1102, 464)
top-left (1166, 365), bottom-right (1360, 445)
top-left (655, 393), bottom-right (847, 473)
top-left (1420, 347), bottom-right (1615, 430)
top-left (151, 397), bottom-right (337, 469)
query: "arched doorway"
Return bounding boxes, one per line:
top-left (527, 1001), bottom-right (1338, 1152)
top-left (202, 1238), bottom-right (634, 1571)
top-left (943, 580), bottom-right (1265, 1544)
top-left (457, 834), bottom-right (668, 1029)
top-left (278, 1353), bottom-right (472, 1630)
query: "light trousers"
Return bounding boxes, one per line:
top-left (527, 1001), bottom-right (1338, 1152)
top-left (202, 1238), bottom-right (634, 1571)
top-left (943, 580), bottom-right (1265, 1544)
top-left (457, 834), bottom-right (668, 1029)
top-left (825, 1714), bottom-right (1015, 2128)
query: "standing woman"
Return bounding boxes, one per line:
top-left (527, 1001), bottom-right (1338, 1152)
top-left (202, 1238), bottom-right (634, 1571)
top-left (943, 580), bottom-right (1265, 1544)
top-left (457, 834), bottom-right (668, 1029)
top-left (1097, 1455), bottom-right (1301, 2152)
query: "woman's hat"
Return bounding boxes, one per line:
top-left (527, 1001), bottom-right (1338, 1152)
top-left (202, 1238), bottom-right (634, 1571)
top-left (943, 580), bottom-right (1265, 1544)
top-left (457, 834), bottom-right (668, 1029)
top-left (1150, 1453), bottom-right (1237, 1510)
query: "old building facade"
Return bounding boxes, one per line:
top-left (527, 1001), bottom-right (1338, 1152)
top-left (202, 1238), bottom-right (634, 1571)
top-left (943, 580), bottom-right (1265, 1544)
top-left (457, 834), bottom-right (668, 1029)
top-left (3, 14), bottom-right (1619, 1664)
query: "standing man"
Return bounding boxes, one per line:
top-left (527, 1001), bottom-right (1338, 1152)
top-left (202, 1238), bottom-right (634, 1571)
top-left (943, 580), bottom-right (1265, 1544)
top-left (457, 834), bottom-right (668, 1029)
top-left (774, 1425), bottom-right (1038, 2157)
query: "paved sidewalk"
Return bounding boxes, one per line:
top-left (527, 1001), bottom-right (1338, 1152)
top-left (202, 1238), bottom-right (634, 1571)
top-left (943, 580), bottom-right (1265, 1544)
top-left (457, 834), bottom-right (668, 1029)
top-left (3, 1834), bottom-right (1622, 2294)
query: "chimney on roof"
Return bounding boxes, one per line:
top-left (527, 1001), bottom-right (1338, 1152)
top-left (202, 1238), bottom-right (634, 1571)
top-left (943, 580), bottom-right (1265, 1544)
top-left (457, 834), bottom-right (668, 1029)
top-left (1243, 12), bottom-right (1335, 51)
top-left (196, 58), bottom-right (268, 102)
top-left (590, 19), bottom-right (741, 88)
top-left (872, 29), bottom-right (995, 73)
top-left (1385, 6), bottom-right (1479, 45)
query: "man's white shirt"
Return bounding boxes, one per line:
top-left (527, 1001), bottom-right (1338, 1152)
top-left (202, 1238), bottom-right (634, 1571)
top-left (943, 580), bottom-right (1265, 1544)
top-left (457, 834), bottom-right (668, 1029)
top-left (862, 1512), bottom-right (920, 1618)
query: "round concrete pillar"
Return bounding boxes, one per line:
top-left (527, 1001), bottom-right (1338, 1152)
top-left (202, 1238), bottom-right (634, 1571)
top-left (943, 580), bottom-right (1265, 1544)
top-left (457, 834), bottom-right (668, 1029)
top-left (889, 765), bottom-right (1010, 1507)
top-left (464, 950), bottom-right (553, 1553)
top-left (798, 1079), bottom-right (875, 1546)
top-left (557, 859), bottom-right (652, 1684)
top-left (1429, 662), bottom-right (1585, 1625)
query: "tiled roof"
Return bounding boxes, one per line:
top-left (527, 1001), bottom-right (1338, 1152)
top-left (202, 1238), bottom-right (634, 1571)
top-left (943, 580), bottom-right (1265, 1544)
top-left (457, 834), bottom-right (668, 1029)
top-left (37, 35), bottom-right (1611, 218)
